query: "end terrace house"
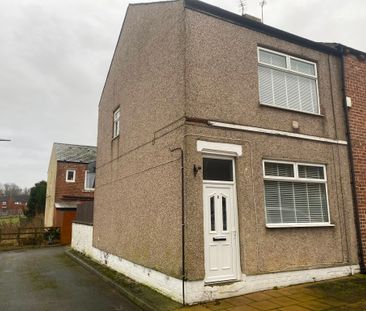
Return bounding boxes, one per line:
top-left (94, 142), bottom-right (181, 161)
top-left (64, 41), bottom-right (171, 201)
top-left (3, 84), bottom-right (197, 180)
top-left (88, 0), bottom-right (360, 304)
top-left (44, 142), bottom-right (96, 244)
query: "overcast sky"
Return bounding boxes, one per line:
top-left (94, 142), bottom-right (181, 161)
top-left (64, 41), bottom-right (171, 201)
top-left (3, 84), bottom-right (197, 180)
top-left (0, 0), bottom-right (365, 188)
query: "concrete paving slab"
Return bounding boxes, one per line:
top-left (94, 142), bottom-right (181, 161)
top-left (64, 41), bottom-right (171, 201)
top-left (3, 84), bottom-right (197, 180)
top-left (183, 274), bottom-right (366, 311)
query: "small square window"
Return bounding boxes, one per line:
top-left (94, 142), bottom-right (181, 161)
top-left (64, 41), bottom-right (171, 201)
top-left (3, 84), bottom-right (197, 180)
top-left (113, 108), bottom-right (120, 139)
top-left (66, 170), bottom-right (76, 182)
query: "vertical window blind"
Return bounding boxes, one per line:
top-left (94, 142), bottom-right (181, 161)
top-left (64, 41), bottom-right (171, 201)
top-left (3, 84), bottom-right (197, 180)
top-left (258, 48), bottom-right (319, 115)
top-left (263, 161), bottom-right (330, 226)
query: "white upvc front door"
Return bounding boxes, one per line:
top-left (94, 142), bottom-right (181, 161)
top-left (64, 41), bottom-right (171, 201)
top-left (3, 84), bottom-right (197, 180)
top-left (202, 157), bottom-right (240, 283)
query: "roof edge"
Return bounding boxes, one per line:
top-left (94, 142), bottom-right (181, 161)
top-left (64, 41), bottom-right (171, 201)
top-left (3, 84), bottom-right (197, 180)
top-left (340, 44), bottom-right (366, 58)
top-left (129, 0), bottom-right (180, 6)
top-left (184, 0), bottom-right (338, 55)
top-left (53, 142), bottom-right (97, 149)
top-left (57, 160), bottom-right (94, 164)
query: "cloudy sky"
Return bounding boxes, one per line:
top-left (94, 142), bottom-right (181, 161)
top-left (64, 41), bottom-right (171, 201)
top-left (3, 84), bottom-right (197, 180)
top-left (0, 0), bottom-right (365, 188)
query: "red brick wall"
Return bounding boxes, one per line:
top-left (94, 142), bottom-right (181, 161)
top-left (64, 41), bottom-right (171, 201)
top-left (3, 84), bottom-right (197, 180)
top-left (344, 52), bottom-right (366, 266)
top-left (55, 162), bottom-right (94, 201)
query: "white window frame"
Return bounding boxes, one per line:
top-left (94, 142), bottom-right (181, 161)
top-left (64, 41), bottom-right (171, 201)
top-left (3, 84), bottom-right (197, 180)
top-left (263, 159), bottom-right (333, 228)
top-left (113, 107), bottom-right (120, 139)
top-left (84, 170), bottom-right (95, 191)
top-left (202, 155), bottom-right (236, 186)
top-left (65, 169), bottom-right (76, 183)
top-left (257, 47), bottom-right (321, 115)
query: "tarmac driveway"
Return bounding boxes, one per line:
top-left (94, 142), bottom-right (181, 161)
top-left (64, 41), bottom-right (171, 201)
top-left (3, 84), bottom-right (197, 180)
top-left (0, 247), bottom-right (142, 311)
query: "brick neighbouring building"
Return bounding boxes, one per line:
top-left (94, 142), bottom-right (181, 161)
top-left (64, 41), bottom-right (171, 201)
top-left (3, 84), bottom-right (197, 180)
top-left (340, 45), bottom-right (366, 272)
top-left (0, 194), bottom-right (28, 216)
top-left (44, 143), bottom-right (96, 244)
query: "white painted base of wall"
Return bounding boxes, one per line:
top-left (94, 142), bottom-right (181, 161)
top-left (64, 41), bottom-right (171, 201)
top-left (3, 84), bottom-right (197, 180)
top-left (71, 223), bottom-right (94, 257)
top-left (71, 223), bottom-right (360, 305)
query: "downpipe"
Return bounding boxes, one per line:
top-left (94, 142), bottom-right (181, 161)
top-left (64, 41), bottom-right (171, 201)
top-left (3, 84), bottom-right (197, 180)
top-left (170, 147), bottom-right (186, 305)
top-left (337, 44), bottom-right (366, 273)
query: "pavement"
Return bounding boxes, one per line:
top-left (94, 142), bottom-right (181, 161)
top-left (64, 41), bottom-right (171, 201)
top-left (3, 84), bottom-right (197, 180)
top-left (0, 246), bottom-right (142, 311)
top-left (181, 274), bottom-right (366, 311)
top-left (2, 246), bottom-right (366, 311)
top-left (66, 249), bottom-right (181, 311)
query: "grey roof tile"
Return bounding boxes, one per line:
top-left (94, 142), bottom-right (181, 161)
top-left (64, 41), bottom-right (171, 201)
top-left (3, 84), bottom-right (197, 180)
top-left (54, 143), bottom-right (96, 163)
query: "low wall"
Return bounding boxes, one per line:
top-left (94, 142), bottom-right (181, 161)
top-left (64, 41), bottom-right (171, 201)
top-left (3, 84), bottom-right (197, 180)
top-left (71, 222), bottom-right (93, 257)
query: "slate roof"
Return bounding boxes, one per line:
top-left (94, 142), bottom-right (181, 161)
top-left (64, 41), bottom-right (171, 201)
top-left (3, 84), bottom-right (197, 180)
top-left (0, 194), bottom-right (29, 203)
top-left (54, 143), bottom-right (97, 164)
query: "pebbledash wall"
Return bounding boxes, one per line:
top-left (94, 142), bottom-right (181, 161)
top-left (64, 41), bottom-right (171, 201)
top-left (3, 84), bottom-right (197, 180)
top-left (72, 223), bottom-right (359, 304)
top-left (344, 49), bottom-right (366, 268)
top-left (78, 0), bottom-right (361, 305)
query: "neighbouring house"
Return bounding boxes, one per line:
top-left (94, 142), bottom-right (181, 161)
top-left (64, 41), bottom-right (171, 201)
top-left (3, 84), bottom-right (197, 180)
top-left (339, 45), bottom-right (366, 272)
top-left (44, 142), bottom-right (96, 244)
top-left (72, 0), bottom-right (361, 304)
top-left (0, 194), bottom-right (28, 216)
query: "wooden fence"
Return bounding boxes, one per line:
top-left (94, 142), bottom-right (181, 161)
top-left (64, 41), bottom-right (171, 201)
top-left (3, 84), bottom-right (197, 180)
top-left (75, 201), bottom-right (93, 225)
top-left (0, 227), bottom-right (61, 246)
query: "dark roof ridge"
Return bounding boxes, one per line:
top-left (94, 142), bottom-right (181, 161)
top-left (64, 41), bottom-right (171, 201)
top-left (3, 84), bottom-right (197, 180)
top-left (54, 142), bottom-right (96, 149)
top-left (129, 0), bottom-right (180, 6)
top-left (340, 44), bottom-right (366, 57)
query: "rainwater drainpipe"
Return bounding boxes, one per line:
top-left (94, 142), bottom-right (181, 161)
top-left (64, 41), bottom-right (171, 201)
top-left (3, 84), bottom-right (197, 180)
top-left (338, 44), bottom-right (366, 273)
top-left (170, 147), bottom-right (186, 305)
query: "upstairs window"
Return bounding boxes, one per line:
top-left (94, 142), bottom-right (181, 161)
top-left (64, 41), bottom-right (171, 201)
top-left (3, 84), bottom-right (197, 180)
top-left (263, 160), bottom-right (330, 227)
top-left (258, 48), bottom-right (319, 115)
top-left (113, 108), bottom-right (120, 138)
top-left (66, 170), bottom-right (76, 183)
top-left (84, 171), bottom-right (96, 191)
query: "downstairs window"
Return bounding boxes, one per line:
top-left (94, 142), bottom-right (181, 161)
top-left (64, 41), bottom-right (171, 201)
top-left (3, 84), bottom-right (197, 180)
top-left (263, 160), bottom-right (330, 227)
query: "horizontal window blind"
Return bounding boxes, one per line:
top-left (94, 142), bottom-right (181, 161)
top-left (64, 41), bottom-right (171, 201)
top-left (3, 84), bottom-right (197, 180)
top-left (258, 48), bottom-right (319, 114)
top-left (264, 161), bottom-right (329, 225)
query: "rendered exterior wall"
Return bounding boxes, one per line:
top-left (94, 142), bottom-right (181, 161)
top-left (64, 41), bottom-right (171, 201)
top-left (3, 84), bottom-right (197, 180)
top-left (184, 125), bottom-right (358, 280)
top-left (93, 1), bottom-right (186, 278)
top-left (182, 8), bottom-right (358, 280)
top-left (93, 0), bottom-right (358, 286)
top-left (44, 148), bottom-right (57, 226)
top-left (184, 9), bottom-right (346, 141)
top-left (344, 52), bottom-right (366, 266)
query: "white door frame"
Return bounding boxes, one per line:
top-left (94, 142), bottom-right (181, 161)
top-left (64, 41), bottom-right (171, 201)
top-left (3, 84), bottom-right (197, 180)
top-left (202, 155), bottom-right (241, 284)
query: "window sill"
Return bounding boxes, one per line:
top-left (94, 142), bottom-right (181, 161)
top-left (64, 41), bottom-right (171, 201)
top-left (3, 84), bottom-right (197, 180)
top-left (112, 135), bottom-right (120, 141)
top-left (259, 102), bottom-right (324, 117)
top-left (266, 223), bottom-right (335, 229)
top-left (83, 189), bottom-right (94, 193)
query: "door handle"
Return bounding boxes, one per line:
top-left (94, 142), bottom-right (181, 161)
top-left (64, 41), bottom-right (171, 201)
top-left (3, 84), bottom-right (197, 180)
top-left (213, 236), bottom-right (227, 241)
